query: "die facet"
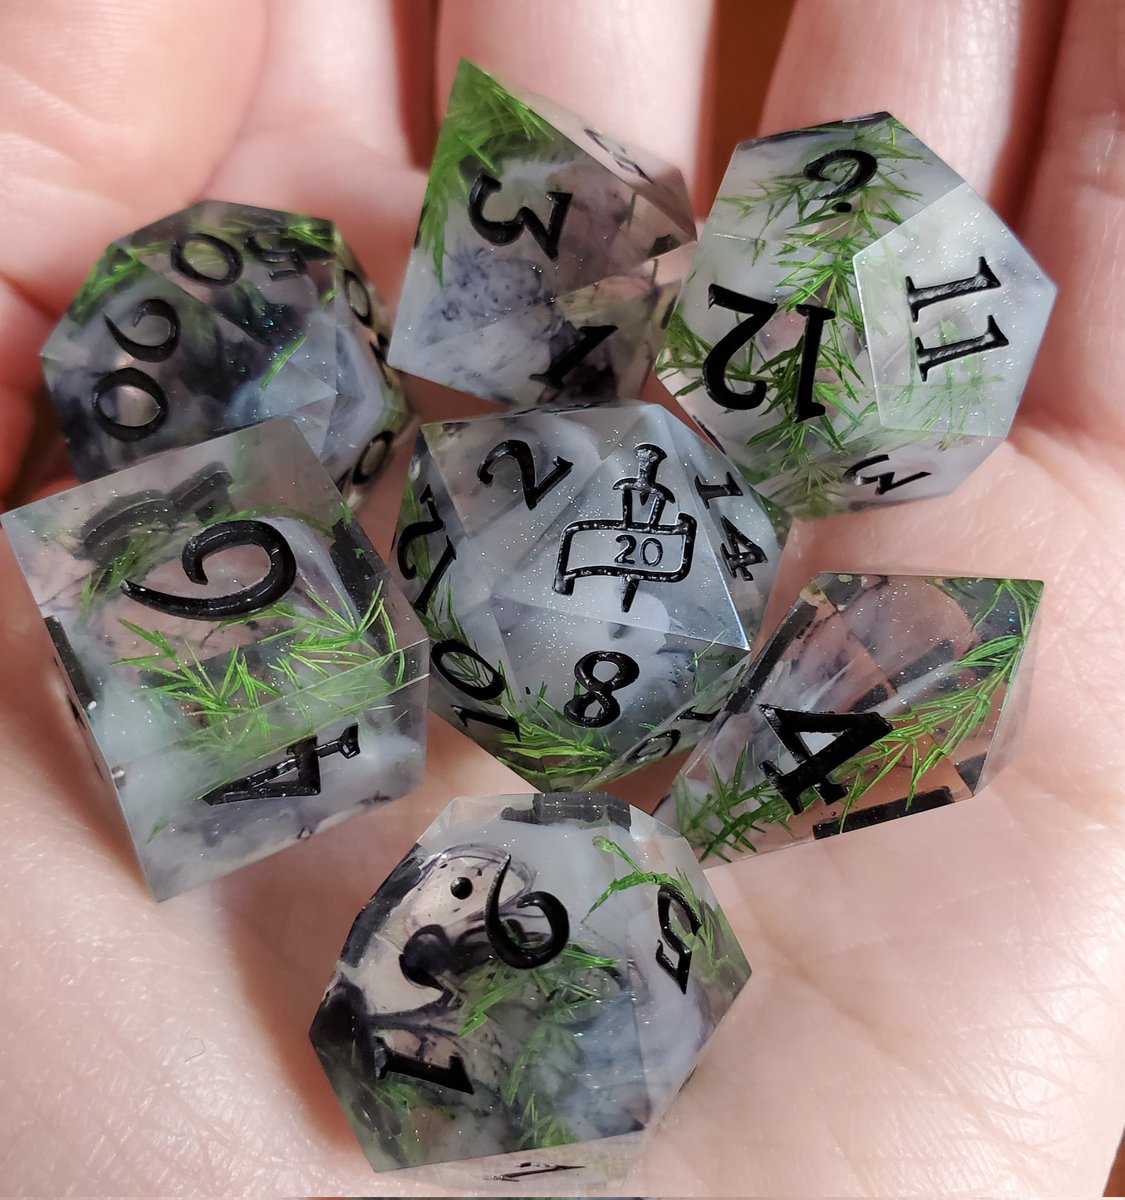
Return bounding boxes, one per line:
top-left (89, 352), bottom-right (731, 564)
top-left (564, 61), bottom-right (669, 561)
top-left (42, 200), bottom-right (408, 505)
top-left (310, 792), bottom-right (749, 1181)
top-left (658, 573), bottom-right (1042, 861)
top-left (658, 114), bottom-right (1056, 518)
top-left (389, 59), bottom-right (696, 406)
top-left (391, 403), bottom-right (788, 789)
top-left (1, 421), bottom-right (428, 898)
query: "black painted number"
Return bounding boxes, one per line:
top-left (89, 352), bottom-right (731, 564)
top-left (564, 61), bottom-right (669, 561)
top-left (171, 232), bottom-right (243, 286)
top-left (431, 639), bottom-right (521, 740)
top-left (907, 256), bottom-right (1008, 380)
top-left (655, 883), bottom-right (702, 993)
top-left (530, 323), bottom-right (617, 390)
top-left (468, 171), bottom-right (571, 260)
top-left (477, 439), bottom-right (574, 510)
top-left (203, 725), bottom-right (360, 806)
top-left (759, 705), bottom-right (892, 815)
top-left (845, 454), bottom-right (931, 496)
top-left (374, 1035), bottom-right (474, 1094)
top-left (718, 517), bottom-right (765, 581)
top-left (396, 484), bottom-right (456, 615)
top-left (484, 854), bottom-right (570, 969)
top-left (563, 651), bottom-right (640, 729)
top-left (702, 284), bottom-right (833, 421)
top-left (104, 297), bottom-right (180, 363)
top-left (803, 148), bottom-right (878, 214)
top-left (120, 519), bottom-right (297, 620)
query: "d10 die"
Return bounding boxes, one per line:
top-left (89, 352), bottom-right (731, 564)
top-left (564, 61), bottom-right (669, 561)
top-left (42, 200), bottom-right (408, 505)
top-left (0, 421), bottom-right (428, 899)
top-left (392, 403), bottom-right (788, 790)
top-left (659, 573), bottom-right (1042, 861)
top-left (658, 113), bottom-right (1055, 518)
top-left (389, 59), bottom-right (696, 406)
top-left (311, 792), bottom-right (749, 1181)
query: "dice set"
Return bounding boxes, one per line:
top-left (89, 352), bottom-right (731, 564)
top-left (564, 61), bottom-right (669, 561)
top-left (0, 57), bottom-right (1055, 1185)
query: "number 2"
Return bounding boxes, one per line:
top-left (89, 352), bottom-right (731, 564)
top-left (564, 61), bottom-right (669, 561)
top-left (477, 439), bottom-right (574, 510)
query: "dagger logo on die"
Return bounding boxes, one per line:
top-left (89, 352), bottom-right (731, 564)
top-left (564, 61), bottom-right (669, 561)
top-left (554, 443), bottom-right (697, 613)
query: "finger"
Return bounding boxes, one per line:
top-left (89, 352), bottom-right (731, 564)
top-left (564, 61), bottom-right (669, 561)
top-left (0, 0), bottom-right (265, 505)
top-left (0, 0), bottom-right (265, 313)
top-left (435, 0), bottom-right (717, 202)
top-left (761, 0), bottom-right (1065, 219)
top-left (1017, 0), bottom-right (1124, 445)
top-left (206, 0), bottom-right (434, 303)
top-left (217, 0), bottom-right (420, 164)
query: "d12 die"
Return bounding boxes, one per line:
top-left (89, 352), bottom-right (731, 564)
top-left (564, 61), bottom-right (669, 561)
top-left (658, 114), bottom-right (1055, 518)
top-left (310, 792), bottom-right (749, 1182)
top-left (389, 59), bottom-right (696, 407)
top-left (392, 403), bottom-right (788, 790)
top-left (659, 573), bottom-right (1042, 861)
top-left (42, 200), bottom-right (408, 505)
top-left (0, 421), bottom-right (428, 899)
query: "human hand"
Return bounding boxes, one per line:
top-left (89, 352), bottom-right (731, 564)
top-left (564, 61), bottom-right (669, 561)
top-left (0, 1), bottom-right (1121, 1195)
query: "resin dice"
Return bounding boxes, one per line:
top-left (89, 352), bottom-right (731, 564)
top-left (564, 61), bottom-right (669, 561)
top-left (389, 59), bottom-right (696, 406)
top-left (658, 573), bottom-right (1042, 861)
top-left (311, 792), bottom-right (748, 1182)
top-left (42, 200), bottom-right (408, 505)
top-left (392, 403), bottom-right (788, 789)
top-left (658, 114), bottom-right (1055, 518)
top-left (1, 421), bottom-right (427, 898)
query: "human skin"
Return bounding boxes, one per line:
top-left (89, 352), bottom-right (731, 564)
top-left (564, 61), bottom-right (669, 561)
top-left (0, 0), bottom-right (1122, 1194)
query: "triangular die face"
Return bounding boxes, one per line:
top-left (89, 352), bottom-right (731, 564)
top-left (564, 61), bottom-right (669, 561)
top-left (398, 61), bottom-right (694, 344)
top-left (489, 597), bottom-right (748, 788)
top-left (485, 431), bottom-right (749, 648)
top-left (398, 258), bottom-right (685, 406)
top-left (855, 182), bottom-right (1057, 439)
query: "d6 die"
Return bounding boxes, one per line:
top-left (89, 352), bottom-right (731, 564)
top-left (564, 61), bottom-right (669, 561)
top-left (658, 114), bottom-right (1055, 518)
top-left (42, 200), bottom-right (408, 505)
top-left (310, 792), bottom-right (749, 1182)
top-left (1, 421), bottom-right (428, 899)
top-left (389, 59), bottom-right (696, 406)
top-left (659, 573), bottom-right (1042, 860)
top-left (392, 403), bottom-right (788, 789)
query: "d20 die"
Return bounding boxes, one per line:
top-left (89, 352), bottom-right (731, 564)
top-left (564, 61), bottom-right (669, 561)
top-left (659, 573), bottom-right (1042, 861)
top-left (0, 421), bottom-right (428, 899)
top-left (389, 59), bottom-right (696, 407)
top-left (391, 403), bottom-right (788, 790)
top-left (42, 200), bottom-right (408, 505)
top-left (658, 114), bottom-right (1055, 518)
top-left (310, 792), bottom-right (749, 1182)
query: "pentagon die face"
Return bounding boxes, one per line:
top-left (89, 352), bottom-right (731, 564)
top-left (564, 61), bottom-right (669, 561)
top-left (310, 792), bottom-right (750, 1184)
top-left (658, 573), bottom-right (1043, 861)
top-left (392, 403), bottom-right (788, 789)
top-left (658, 114), bottom-right (1056, 518)
top-left (0, 422), bottom-right (428, 899)
top-left (42, 200), bottom-right (408, 503)
top-left (389, 59), bottom-right (697, 406)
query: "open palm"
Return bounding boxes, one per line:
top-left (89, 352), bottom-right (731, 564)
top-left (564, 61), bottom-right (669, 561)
top-left (1, 1), bottom-right (1122, 1195)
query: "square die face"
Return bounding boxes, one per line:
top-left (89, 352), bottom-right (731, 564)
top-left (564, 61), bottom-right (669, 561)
top-left (2, 421), bottom-right (428, 897)
top-left (310, 793), bottom-right (749, 1178)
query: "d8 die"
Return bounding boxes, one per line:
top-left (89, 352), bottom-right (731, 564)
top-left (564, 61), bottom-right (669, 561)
top-left (659, 573), bottom-right (1042, 861)
top-left (389, 59), bottom-right (696, 406)
top-left (658, 114), bottom-right (1055, 518)
top-left (42, 200), bottom-right (408, 505)
top-left (311, 792), bottom-right (749, 1182)
top-left (392, 403), bottom-right (788, 789)
top-left (1, 421), bottom-right (428, 899)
